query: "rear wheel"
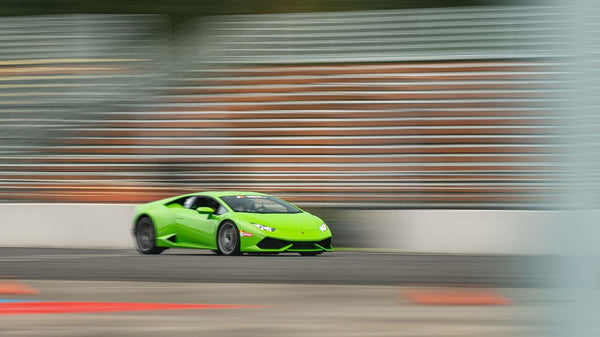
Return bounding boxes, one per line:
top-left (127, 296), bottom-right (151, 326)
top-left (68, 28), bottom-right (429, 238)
top-left (217, 221), bottom-right (241, 256)
top-left (135, 217), bottom-right (165, 254)
top-left (299, 252), bottom-right (322, 256)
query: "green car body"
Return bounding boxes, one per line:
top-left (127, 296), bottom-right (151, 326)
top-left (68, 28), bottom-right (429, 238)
top-left (132, 191), bottom-right (333, 256)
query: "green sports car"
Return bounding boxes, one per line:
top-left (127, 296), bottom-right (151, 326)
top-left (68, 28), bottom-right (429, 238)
top-left (132, 191), bottom-right (333, 256)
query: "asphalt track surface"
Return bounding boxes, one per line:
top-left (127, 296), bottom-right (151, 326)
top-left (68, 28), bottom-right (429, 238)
top-left (0, 247), bottom-right (558, 287)
top-left (0, 248), bottom-right (576, 337)
top-left (0, 280), bottom-right (556, 337)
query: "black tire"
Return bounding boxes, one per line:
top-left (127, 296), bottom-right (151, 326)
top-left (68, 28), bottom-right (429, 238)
top-left (134, 217), bottom-right (165, 255)
top-left (217, 221), bottom-right (241, 256)
top-left (299, 251), bottom-right (322, 256)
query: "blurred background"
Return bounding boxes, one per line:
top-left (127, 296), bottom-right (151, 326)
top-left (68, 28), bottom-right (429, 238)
top-left (2, 0), bottom-right (589, 208)
top-left (1, 0), bottom-right (600, 335)
top-left (1, 0), bottom-right (599, 246)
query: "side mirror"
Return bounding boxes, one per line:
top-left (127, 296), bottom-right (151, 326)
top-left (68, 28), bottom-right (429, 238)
top-left (196, 207), bottom-right (214, 214)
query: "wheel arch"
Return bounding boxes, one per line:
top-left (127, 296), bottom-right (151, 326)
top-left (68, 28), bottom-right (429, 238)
top-left (216, 219), bottom-right (237, 243)
top-left (133, 213), bottom-right (155, 234)
top-left (216, 219), bottom-right (241, 255)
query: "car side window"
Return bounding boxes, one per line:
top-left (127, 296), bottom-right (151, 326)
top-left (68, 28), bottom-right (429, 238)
top-left (215, 204), bottom-right (228, 215)
top-left (190, 197), bottom-right (207, 210)
top-left (183, 196), bottom-right (196, 209)
top-left (166, 196), bottom-right (188, 208)
top-left (177, 195), bottom-right (227, 215)
top-left (193, 196), bottom-right (228, 215)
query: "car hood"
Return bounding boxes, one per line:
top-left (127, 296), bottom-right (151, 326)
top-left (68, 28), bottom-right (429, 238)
top-left (237, 212), bottom-right (319, 231)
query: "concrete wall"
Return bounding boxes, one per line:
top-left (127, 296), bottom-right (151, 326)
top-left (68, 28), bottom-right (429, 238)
top-left (334, 210), bottom-right (558, 255)
top-left (1, 204), bottom-right (136, 249)
top-left (0, 204), bottom-right (578, 254)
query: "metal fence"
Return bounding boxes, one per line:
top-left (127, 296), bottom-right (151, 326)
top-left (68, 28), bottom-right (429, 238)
top-left (1, 6), bottom-right (599, 208)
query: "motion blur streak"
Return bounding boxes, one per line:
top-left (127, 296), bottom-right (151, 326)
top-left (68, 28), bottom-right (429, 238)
top-left (0, 301), bottom-right (253, 315)
top-left (1, 3), bottom-right (600, 337)
top-left (1, 6), bottom-right (596, 209)
top-left (548, 2), bottom-right (600, 337)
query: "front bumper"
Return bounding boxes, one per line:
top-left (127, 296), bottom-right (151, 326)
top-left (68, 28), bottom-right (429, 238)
top-left (242, 236), bottom-right (333, 253)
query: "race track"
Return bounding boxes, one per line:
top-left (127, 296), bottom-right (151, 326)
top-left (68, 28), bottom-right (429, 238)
top-left (0, 248), bottom-right (572, 337)
top-left (0, 248), bottom-right (557, 287)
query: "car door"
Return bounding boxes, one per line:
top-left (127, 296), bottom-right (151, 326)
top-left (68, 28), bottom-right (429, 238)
top-left (172, 196), bottom-right (220, 248)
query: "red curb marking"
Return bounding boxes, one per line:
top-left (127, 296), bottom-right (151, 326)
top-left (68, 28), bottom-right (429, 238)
top-left (0, 302), bottom-right (257, 315)
top-left (0, 282), bottom-right (41, 295)
top-left (402, 289), bottom-right (512, 305)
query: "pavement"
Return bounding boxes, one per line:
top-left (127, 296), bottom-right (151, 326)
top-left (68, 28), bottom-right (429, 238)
top-left (0, 248), bottom-right (578, 336)
top-left (0, 280), bottom-right (554, 337)
top-left (0, 248), bottom-right (559, 287)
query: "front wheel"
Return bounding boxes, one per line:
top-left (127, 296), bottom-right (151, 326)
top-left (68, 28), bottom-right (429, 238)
top-left (134, 217), bottom-right (165, 254)
top-left (217, 221), bottom-right (241, 256)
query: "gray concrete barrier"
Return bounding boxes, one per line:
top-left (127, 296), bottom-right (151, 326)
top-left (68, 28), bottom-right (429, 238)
top-left (324, 209), bottom-right (557, 255)
top-left (2, 204), bottom-right (590, 254)
top-left (1, 204), bottom-right (136, 249)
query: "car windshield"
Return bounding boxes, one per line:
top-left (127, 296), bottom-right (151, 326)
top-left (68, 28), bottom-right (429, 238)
top-left (220, 195), bottom-right (301, 214)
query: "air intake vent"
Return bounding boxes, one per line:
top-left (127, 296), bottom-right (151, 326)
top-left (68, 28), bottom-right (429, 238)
top-left (316, 238), bottom-right (332, 249)
top-left (290, 242), bottom-right (316, 250)
top-left (257, 237), bottom-right (332, 250)
top-left (257, 238), bottom-right (290, 249)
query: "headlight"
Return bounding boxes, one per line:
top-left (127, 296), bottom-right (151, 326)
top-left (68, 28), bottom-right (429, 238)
top-left (253, 223), bottom-right (276, 232)
top-left (319, 223), bottom-right (327, 232)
